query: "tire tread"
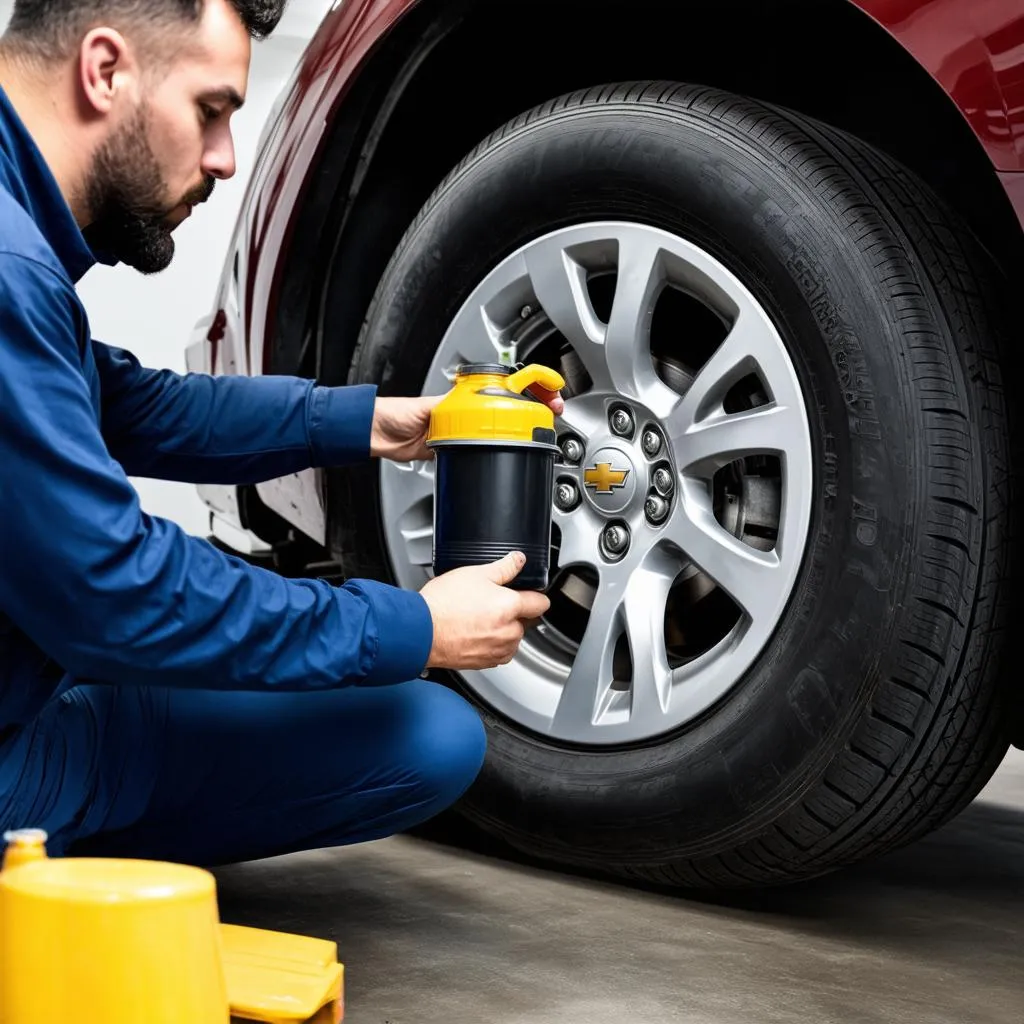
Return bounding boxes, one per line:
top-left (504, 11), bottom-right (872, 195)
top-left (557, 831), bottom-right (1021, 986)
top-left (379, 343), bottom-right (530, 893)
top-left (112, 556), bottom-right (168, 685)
top-left (613, 85), bottom-right (1015, 888)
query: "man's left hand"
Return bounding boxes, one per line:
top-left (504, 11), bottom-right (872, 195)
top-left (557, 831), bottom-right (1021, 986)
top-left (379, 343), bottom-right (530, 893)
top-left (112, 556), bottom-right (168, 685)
top-left (370, 386), bottom-right (565, 463)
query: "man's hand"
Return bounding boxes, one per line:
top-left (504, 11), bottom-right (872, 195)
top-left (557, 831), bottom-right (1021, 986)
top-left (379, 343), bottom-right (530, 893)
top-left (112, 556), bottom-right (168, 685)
top-left (419, 551), bottom-right (550, 669)
top-left (370, 385), bottom-right (565, 463)
top-left (369, 395), bottom-right (445, 463)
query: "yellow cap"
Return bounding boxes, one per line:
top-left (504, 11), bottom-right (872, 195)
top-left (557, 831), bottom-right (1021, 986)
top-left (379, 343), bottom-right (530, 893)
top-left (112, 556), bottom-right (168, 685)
top-left (2, 829), bottom-right (49, 871)
top-left (0, 854), bottom-right (229, 1024)
top-left (426, 362), bottom-right (566, 447)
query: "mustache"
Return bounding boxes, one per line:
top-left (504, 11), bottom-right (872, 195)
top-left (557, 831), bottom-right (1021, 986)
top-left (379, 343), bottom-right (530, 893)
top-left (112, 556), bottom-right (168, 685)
top-left (180, 175), bottom-right (216, 209)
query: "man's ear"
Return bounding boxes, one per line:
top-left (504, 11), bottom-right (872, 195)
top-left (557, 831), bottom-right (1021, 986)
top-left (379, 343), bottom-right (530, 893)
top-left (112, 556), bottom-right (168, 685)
top-left (78, 28), bottom-right (137, 117)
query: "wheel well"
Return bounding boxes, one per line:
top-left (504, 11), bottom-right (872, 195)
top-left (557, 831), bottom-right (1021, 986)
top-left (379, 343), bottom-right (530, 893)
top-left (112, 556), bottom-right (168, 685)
top-left (287, 0), bottom-right (1022, 387)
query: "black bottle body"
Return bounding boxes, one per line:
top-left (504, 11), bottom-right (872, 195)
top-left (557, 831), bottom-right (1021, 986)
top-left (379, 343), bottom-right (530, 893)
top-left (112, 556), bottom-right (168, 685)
top-left (432, 441), bottom-right (556, 590)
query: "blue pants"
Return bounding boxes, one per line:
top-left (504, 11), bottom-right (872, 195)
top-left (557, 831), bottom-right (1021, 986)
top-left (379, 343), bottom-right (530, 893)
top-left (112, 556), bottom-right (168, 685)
top-left (0, 679), bottom-right (486, 865)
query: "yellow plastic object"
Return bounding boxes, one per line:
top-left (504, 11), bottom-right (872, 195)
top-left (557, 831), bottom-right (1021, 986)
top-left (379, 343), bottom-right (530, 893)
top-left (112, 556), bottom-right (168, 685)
top-left (427, 361), bottom-right (566, 447)
top-left (1, 828), bottom-right (48, 870)
top-left (0, 831), bottom-right (345, 1024)
top-left (505, 363), bottom-right (565, 397)
top-left (0, 854), bottom-right (228, 1023)
top-left (222, 923), bottom-right (343, 1024)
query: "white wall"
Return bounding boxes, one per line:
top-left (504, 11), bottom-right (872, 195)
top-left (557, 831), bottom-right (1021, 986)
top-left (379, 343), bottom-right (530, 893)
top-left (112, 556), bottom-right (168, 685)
top-left (0, 0), bottom-right (335, 536)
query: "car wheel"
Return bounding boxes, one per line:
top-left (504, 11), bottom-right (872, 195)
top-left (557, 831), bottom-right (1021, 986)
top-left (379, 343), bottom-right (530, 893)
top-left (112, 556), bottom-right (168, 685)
top-left (330, 82), bottom-right (1015, 887)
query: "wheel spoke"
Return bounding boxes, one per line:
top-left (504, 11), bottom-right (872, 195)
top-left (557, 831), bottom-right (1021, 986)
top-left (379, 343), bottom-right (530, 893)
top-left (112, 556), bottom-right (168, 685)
top-left (552, 503), bottom-right (601, 569)
top-left (603, 233), bottom-right (678, 415)
top-left (524, 239), bottom-right (607, 382)
top-left (672, 402), bottom-right (806, 477)
top-left (525, 230), bottom-right (677, 414)
top-left (665, 306), bottom-right (799, 449)
top-left (665, 482), bottom-right (783, 625)
top-left (379, 460), bottom-right (435, 567)
top-left (557, 392), bottom-right (608, 442)
top-left (622, 551), bottom-right (676, 725)
top-left (551, 579), bottom-right (622, 734)
top-left (552, 550), bottom-right (676, 734)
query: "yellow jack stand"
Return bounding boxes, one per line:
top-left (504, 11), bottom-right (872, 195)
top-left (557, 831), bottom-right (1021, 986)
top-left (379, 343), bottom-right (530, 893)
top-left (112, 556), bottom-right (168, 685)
top-left (0, 829), bottom-right (344, 1023)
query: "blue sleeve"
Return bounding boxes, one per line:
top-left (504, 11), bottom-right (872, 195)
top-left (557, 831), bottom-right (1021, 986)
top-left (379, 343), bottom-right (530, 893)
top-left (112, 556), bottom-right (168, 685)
top-left (0, 255), bottom-right (433, 691)
top-left (94, 340), bottom-right (377, 482)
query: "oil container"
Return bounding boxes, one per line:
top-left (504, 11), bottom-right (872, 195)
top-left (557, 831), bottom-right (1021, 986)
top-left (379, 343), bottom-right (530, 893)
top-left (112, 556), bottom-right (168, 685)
top-left (426, 361), bottom-right (566, 590)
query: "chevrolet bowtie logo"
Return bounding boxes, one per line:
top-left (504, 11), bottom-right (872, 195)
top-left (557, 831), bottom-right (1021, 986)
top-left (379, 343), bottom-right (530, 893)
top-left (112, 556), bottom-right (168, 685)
top-left (584, 462), bottom-right (630, 493)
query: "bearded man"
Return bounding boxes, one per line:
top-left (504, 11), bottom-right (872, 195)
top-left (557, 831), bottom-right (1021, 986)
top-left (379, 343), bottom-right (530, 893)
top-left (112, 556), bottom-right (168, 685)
top-left (0, 0), bottom-right (557, 865)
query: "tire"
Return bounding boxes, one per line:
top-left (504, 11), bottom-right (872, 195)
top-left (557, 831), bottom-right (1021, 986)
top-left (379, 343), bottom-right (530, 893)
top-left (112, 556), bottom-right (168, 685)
top-left (329, 82), bottom-right (1016, 887)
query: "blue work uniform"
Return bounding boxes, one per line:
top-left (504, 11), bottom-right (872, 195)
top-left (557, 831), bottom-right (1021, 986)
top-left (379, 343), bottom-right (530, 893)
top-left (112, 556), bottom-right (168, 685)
top-left (0, 87), bottom-right (484, 864)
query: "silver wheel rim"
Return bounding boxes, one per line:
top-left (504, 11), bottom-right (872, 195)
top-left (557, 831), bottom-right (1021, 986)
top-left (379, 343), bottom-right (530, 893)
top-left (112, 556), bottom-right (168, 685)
top-left (379, 222), bottom-right (813, 746)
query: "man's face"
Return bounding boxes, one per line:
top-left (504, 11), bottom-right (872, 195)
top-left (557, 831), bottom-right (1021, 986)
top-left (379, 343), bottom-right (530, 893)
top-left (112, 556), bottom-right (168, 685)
top-left (82, 0), bottom-right (250, 274)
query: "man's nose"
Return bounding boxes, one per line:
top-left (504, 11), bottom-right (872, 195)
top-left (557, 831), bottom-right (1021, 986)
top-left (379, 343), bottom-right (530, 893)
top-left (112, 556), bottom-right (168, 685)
top-left (201, 132), bottom-right (237, 181)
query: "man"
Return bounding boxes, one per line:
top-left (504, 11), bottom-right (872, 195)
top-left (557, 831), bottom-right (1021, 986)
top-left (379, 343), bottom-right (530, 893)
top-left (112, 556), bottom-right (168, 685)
top-left (0, 0), bottom-right (560, 866)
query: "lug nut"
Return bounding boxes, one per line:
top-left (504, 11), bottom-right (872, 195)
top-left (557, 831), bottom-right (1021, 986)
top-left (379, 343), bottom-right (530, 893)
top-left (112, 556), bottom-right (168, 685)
top-left (601, 523), bottom-right (630, 558)
top-left (560, 437), bottom-right (584, 464)
top-left (610, 407), bottom-right (634, 437)
top-left (652, 467), bottom-right (674, 497)
top-left (554, 481), bottom-right (580, 511)
top-left (641, 428), bottom-right (663, 458)
top-left (645, 494), bottom-right (670, 525)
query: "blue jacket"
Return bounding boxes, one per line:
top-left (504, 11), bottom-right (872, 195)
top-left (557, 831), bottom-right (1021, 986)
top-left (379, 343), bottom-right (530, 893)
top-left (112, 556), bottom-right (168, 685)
top-left (0, 87), bottom-right (433, 735)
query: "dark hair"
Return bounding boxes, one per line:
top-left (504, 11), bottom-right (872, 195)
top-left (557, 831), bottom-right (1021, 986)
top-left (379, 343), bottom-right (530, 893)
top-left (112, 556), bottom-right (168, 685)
top-left (2, 0), bottom-right (287, 60)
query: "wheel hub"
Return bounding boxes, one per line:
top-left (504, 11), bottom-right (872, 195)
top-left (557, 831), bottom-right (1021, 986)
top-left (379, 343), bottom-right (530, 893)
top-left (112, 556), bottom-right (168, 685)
top-left (566, 405), bottom-right (678, 552)
top-left (581, 443), bottom-right (639, 515)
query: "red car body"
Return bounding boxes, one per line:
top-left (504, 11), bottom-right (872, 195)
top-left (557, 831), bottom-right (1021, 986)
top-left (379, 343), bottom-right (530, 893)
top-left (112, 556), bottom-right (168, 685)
top-left (186, 0), bottom-right (1024, 545)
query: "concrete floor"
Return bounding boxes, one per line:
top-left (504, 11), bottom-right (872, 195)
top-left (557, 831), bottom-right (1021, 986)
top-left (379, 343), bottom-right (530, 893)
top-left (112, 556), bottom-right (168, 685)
top-left (214, 749), bottom-right (1024, 1024)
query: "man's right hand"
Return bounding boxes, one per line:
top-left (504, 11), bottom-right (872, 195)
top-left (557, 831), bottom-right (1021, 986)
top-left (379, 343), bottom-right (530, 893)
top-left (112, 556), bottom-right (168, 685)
top-left (419, 551), bottom-right (550, 670)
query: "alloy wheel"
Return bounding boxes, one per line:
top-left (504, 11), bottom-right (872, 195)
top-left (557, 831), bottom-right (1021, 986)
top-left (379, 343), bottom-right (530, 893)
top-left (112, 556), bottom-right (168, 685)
top-left (379, 222), bottom-right (813, 746)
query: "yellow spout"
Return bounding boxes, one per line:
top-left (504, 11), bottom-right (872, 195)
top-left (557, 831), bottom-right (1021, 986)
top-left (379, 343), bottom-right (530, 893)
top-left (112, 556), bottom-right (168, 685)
top-left (1, 829), bottom-right (49, 871)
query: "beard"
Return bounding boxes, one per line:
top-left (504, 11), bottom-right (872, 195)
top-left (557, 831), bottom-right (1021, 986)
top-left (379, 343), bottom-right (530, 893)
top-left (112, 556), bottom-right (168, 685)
top-left (81, 103), bottom-right (215, 275)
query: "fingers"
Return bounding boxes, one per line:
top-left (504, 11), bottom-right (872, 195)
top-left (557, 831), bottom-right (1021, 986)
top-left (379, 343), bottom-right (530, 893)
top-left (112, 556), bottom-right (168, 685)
top-left (484, 550), bottom-right (526, 586)
top-left (422, 549), bottom-right (554, 670)
top-left (495, 620), bottom-right (526, 665)
top-left (526, 384), bottom-right (565, 415)
top-left (516, 590), bottom-right (551, 620)
top-left (508, 617), bottom-right (528, 659)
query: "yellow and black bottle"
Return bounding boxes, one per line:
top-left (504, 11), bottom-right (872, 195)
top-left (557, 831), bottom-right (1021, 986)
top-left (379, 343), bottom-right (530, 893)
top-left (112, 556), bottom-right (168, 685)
top-left (427, 361), bottom-right (566, 590)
